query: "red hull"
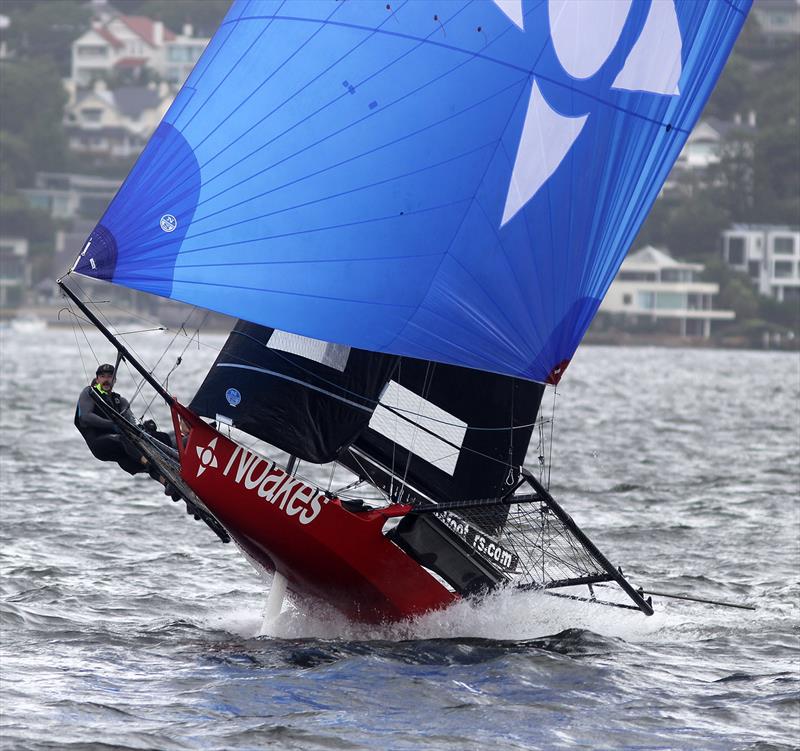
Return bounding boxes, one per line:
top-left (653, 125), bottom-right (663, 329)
top-left (173, 404), bottom-right (457, 623)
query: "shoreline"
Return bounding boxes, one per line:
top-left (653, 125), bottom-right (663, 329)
top-left (2, 305), bottom-right (797, 352)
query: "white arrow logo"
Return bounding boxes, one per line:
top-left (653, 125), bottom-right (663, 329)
top-left (496, 0), bottom-right (683, 226)
top-left (195, 437), bottom-right (219, 477)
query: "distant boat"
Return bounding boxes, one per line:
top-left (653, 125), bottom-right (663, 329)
top-left (60, 0), bottom-right (751, 623)
top-left (9, 315), bottom-right (46, 334)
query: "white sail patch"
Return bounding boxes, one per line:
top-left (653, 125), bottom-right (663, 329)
top-left (549, 0), bottom-right (632, 79)
top-left (268, 329), bottom-right (351, 372)
top-left (370, 381), bottom-right (466, 476)
top-left (502, 81), bottom-right (587, 226)
top-left (493, 0), bottom-right (524, 30)
top-left (612, 0), bottom-right (682, 95)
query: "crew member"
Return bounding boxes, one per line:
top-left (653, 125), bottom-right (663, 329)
top-left (74, 363), bottom-right (149, 475)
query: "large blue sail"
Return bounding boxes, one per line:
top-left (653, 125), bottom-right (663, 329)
top-left (72, 0), bottom-right (751, 383)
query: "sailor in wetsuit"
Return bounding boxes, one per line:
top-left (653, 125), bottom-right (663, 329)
top-left (74, 363), bottom-right (149, 475)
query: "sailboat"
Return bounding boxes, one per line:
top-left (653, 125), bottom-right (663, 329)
top-left (60, 0), bottom-right (751, 624)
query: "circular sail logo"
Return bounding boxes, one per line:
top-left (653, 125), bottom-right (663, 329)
top-left (226, 388), bottom-right (241, 407)
top-left (160, 214), bottom-right (177, 233)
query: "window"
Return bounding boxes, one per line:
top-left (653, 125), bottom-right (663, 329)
top-left (618, 271), bottom-right (657, 281)
top-left (81, 108), bottom-right (103, 123)
top-left (77, 45), bottom-right (107, 58)
top-left (623, 294), bottom-right (632, 305)
top-left (774, 261), bottom-right (794, 279)
top-left (727, 237), bottom-right (745, 265)
top-left (168, 46), bottom-right (193, 62)
top-left (773, 236), bottom-right (796, 255)
top-left (748, 260), bottom-right (760, 279)
top-left (638, 291), bottom-right (655, 309)
top-left (661, 269), bottom-right (692, 283)
top-left (655, 292), bottom-right (686, 310)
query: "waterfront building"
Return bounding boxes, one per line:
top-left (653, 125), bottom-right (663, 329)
top-left (600, 246), bottom-right (734, 338)
top-left (20, 173), bottom-right (119, 221)
top-left (63, 80), bottom-right (171, 159)
top-left (722, 224), bottom-right (800, 303)
top-left (71, 14), bottom-right (209, 88)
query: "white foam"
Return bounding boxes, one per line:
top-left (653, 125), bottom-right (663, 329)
top-left (250, 585), bottom-right (668, 643)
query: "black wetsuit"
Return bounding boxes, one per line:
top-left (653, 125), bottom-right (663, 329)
top-left (74, 384), bottom-right (146, 475)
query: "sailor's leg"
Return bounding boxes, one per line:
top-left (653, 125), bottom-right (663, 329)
top-left (88, 434), bottom-right (147, 475)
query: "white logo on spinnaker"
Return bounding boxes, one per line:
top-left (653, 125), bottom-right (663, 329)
top-left (496, 0), bottom-right (683, 225)
top-left (160, 214), bottom-right (177, 233)
top-left (195, 437), bottom-right (219, 477)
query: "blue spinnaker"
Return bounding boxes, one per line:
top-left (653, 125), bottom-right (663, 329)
top-left (73, 0), bottom-right (751, 383)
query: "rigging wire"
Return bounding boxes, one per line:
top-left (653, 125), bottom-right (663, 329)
top-left (62, 302), bottom-right (94, 385)
top-left (68, 276), bottom-right (160, 413)
top-left (136, 308), bottom-right (210, 419)
top-left (547, 383), bottom-right (558, 490)
top-left (326, 461), bottom-right (338, 493)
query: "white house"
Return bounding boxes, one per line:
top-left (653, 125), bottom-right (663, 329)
top-left (71, 15), bottom-right (173, 87)
top-left (600, 246), bottom-right (734, 338)
top-left (63, 80), bottom-right (172, 159)
top-left (163, 25), bottom-right (210, 84)
top-left (674, 115), bottom-right (757, 171)
top-left (722, 224), bottom-right (800, 304)
top-left (71, 15), bottom-right (209, 88)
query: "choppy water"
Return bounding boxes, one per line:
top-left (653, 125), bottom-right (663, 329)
top-left (1, 327), bottom-right (798, 751)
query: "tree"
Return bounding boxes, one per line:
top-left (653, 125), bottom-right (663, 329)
top-left (3, 1), bottom-right (89, 75)
top-left (702, 258), bottom-right (760, 322)
top-left (0, 59), bottom-right (68, 186)
top-left (707, 136), bottom-right (755, 221)
top-left (752, 123), bottom-right (800, 224)
top-left (704, 54), bottom-right (756, 122)
top-left (759, 295), bottom-right (800, 332)
top-left (644, 193), bottom-right (730, 262)
top-left (0, 131), bottom-right (34, 193)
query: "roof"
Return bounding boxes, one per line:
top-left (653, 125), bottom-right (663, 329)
top-left (118, 15), bottom-right (176, 45)
top-left (754, 0), bottom-right (799, 13)
top-left (92, 26), bottom-right (124, 50)
top-left (112, 86), bottom-right (162, 117)
top-left (82, 15), bottom-right (177, 51)
top-left (728, 223), bottom-right (800, 233)
top-left (75, 88), bottom-right (115, 107)
top-left (623, 246), bottom-right (703, 271)
top-left (702, 116), bottom-right (757, 138)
